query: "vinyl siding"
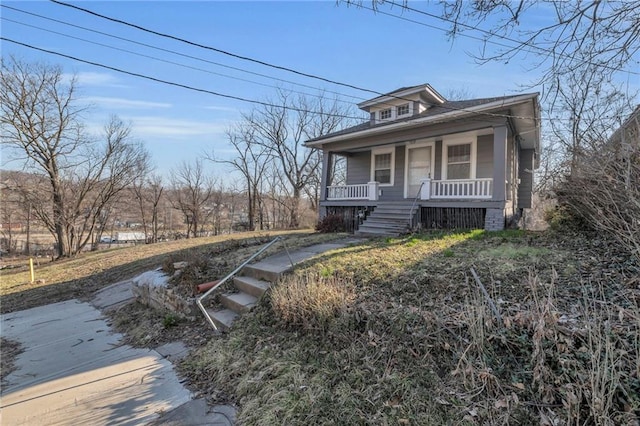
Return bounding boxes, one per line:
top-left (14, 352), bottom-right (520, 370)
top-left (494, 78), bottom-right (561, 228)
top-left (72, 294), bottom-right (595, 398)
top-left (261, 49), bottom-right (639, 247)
top-left (380, 146), bottom-right (405, 200)
top-left (518, 149), bottom-right (535, 208)
top-left (346, 151), bottom-right (371, 185)
top-left (476, 135), bottom-right (494, 178)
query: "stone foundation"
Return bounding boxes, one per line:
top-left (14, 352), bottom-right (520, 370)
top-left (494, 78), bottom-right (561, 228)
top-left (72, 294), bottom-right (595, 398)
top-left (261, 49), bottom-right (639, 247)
top-left (484, 208), bottom-right (506, 231)
top-left (131, 269), bottom-right (198, 320)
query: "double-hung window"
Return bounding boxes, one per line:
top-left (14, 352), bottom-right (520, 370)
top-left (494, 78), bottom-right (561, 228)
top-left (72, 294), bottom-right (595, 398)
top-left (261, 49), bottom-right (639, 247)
top-left (371, 148), bottom-right (395, 185)
top-left (446, 144), bottom-right (472, 179)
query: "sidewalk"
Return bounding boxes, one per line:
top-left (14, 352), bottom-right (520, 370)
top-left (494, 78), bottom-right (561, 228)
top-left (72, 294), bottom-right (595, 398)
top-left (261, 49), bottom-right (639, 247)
top-left (0, 236), bottom-right (364, 425)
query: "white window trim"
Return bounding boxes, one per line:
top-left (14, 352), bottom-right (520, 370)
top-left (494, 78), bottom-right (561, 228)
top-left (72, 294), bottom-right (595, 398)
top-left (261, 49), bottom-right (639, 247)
top-left (378, 108), bottom-right (392, 121)
top-left (370, 147), bottom-right (395, 187)
top-left (442, 132), bottom-right (477, 180)
top-left (404, 140), bottom-right (435, 198)
top-left (397, 103), bottom-right (411, 117)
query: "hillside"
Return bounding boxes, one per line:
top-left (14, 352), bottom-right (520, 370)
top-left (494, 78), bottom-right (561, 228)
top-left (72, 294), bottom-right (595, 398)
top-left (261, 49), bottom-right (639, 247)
top-left (180, 230), bottom-right (640, 425)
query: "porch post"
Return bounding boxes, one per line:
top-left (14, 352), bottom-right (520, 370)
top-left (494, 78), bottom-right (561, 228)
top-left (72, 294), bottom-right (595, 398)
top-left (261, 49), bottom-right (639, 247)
top-left (320, 149), bottom-right (332, 202)
top-left (493, 126), bottom-right (508, 201)
top-left (420, 177), bottom-right (431, 200)
top-left (368, 181), bottom-right (379, 201)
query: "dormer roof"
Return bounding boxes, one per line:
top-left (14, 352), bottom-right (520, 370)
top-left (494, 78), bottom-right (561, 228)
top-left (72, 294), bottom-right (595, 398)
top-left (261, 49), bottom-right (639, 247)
top-left (357, 83), bottom-right (447, 112)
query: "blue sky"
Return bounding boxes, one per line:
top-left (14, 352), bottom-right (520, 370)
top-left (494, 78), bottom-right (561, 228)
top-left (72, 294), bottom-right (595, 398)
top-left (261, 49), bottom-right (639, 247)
top-left (2, 1), bottom-right (635, 180)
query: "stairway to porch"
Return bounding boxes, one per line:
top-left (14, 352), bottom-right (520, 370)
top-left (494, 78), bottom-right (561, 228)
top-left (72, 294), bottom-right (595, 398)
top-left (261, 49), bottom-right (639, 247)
top-left (355, 202), bottom-right (417, 236)
top-left (204, 238), bottom-right (362, 330)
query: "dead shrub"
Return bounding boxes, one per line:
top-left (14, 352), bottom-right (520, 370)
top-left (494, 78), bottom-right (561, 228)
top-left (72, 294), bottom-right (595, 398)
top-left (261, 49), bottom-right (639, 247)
top-left (270, 272), bottom-right (354, 332)
top-left (556, 125), bottom-right (640, 260)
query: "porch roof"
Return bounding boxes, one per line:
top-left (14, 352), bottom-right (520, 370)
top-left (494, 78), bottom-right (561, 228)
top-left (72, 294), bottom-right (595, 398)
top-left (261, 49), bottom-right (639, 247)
top-left (305, 93), bottom-right (540, 151)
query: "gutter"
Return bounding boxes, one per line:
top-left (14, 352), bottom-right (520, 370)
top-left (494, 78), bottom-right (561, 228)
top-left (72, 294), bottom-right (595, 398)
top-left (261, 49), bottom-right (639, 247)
top-left (306, 93), bottom-right (538, 147)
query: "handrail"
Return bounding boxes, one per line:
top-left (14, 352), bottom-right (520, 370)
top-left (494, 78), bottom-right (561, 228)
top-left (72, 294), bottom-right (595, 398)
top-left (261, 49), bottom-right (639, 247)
top-left (196, 236), bottom-right (292, 331)
top-left (408, 181), bottom-right (425, 232)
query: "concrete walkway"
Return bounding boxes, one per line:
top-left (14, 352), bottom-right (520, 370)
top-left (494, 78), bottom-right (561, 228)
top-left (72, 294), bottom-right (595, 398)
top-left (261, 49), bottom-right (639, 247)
top-left (0, 236), bottom-right (364, 425)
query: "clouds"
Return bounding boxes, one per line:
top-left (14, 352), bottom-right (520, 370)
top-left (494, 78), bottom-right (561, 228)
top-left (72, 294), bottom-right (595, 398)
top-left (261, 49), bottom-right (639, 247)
top-left (122, 116), bottom-right (230, 141)
top-left (83, 96), bottom-right (171, 109)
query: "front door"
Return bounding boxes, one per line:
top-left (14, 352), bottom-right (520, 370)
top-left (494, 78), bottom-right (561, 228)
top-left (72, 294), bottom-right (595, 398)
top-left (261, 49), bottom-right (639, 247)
top-left (406, 146), bottom-right (432, 198)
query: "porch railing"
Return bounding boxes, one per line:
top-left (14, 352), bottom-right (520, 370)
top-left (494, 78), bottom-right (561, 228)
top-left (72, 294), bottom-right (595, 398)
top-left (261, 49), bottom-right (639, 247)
top-left (325, 179), bottom-right (493, 201)
top-left (326, 182), bottom-right (379, 201)
top-left (429, 178), bottom-right (493, 199)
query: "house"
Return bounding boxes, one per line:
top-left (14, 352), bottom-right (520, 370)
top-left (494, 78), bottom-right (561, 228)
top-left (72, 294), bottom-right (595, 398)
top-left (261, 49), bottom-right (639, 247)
top-left (304, 83), bottom-right (541, 235)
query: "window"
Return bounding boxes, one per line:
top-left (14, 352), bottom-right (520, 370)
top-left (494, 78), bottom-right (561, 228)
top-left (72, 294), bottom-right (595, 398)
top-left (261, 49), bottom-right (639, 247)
top-left (371, 148), bottom-right (395, 185)
top-left (397, 103), bottom-right (410, 116)
top-left (379, 108), bottom-right (392, 120)
top-left (446, 143), bottom-right (471, 179)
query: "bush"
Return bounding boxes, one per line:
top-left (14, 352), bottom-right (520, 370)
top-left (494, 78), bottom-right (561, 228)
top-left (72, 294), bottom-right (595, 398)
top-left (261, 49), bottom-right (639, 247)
top-left (315, 214), bottom-right (346, 233)
top-left (270, 272), bottom-right (353, 331)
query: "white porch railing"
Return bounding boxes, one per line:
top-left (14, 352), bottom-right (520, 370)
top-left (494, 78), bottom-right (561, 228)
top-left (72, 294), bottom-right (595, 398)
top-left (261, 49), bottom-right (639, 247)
top-left (326, 182), bottom-right (379, 201)
top-left (427, 178), bottom-right (493, 199)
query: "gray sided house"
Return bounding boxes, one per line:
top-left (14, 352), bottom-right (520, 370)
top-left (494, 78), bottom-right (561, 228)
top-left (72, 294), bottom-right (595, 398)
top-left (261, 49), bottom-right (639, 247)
top-left (304, 84), bottom-right (541, 235)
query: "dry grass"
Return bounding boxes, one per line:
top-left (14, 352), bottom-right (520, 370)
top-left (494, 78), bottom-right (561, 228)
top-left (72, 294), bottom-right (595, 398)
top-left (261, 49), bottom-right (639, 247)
top-left (271, 272), bottom-right (354, 332)
top-left (181, 229), bottom-right (640, 425)
top-left (0, 229), bottom-right (314, 313)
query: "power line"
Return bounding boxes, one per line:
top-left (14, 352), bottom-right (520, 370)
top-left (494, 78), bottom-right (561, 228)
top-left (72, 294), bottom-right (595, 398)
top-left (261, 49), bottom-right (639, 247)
top-left (1, 4), bottom-right (366, 103)
top-left (0, 37), bottom-right (367, 121)
top-left (374, 0), bottom-right (640, 77)
top-left (50, 0), bottom-right (409, 100)
top-left (45, 0), bottom-right (543, 122)
top-left (1, 16), bottom-right (360, 106)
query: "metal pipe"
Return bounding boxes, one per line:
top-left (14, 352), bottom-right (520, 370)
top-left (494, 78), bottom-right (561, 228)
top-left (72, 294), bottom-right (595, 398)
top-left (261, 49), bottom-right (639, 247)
top-left (197, 236), bottom-right (283, 330)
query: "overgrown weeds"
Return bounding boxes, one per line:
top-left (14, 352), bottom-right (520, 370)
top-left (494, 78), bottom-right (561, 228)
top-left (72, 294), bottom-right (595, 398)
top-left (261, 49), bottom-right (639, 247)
top-left (181, 230), bottom-right (640, 424)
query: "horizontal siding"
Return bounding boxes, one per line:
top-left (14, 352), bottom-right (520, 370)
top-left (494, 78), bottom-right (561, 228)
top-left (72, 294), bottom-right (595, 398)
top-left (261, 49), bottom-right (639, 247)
top-left (380, 146), bottom-right (405, 200)
top-left (476, 134), bottom-right (493, 178)
top-left (518, 149), bottom-right (534, 208)
top-left (346, 151), bottom-right (370, 185)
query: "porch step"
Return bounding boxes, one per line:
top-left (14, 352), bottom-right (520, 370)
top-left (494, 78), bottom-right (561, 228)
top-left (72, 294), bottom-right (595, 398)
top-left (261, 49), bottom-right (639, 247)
top-left (220, 291), bottom-right (257, 313)
top-left (233, 276), bottom-right (271, 298)
top-left (357, 203), bottom-right (417, 236)
top-left (206, 308), bottom-right (239, 331)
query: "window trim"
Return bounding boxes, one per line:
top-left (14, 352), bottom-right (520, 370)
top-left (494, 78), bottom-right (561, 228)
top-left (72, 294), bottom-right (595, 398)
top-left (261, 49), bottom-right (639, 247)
top-left (379, 108), bottom-right (392, 121)
top-left (442, 133), bottom-right (477, 180)
top-left (370, 147), bottom-right (395, 187)
top-left (404, 139), bottom-right (435, 198)
top-left (397, 103), bottom-right (411, 117)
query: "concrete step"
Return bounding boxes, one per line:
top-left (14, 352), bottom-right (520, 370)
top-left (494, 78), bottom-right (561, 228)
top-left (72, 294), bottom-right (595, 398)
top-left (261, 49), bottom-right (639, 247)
top-left (355, 228), bottom-right (403, 237)
top-left (206, 308), bottom-right (239, 331)
top-left (365, 218), bottom-right (409, 226)
top-left (233, 276), bottom-right (271, 298)
top-left (359, 222), bottom-right (407, 230)
top-left (220, 292), bottom-right (257, 314)
top-left (242, 264), bottom-right (284, 282)
top-left (369, 211), bottom-right (415, 219)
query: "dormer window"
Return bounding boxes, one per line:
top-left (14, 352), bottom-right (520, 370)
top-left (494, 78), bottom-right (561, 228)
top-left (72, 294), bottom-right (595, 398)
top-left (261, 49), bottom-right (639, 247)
top-left (379, 108), bottom-right (392, 120)
top-left (397, 103), bottom-right (410, 116)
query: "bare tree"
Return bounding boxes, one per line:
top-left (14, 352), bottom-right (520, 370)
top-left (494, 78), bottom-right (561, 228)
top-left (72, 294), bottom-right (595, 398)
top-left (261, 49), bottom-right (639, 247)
top-left (169, 159), bottom-right (214, 238)
top-left (1, 57), bottom-right (149, 257)
top-left (210, 123), bottom-right (272, 231)
top-left (239, 89), bottom-right (353, 228)
top-left (131, 171), bottom-right (164, 243)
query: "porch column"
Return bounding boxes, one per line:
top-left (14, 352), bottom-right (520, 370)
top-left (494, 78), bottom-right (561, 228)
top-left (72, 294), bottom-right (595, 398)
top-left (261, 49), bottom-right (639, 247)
top-left (492, 126), bottom-right (508, 201)
top-left (320, 149), bottom-right (332, 202)
top-left (420, 177), bottom-right (431, 200)
top-left (368, 181), bottom-right (379, 201)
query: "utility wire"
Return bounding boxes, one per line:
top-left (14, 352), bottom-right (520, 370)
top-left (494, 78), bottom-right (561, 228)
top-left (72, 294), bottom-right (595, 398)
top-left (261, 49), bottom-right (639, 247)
top-left (50, 0), bottom-right (412, 100)
top-left (45, 0), bottom-right (542, 121)
top-left (1, 4), bottom-right (365, 102)
top-left (361, 1), bottom-right (640, 77)
top-left (1, 16), bottom-right (360, 106)
top-left (0, 37), bottom-right (368, 121)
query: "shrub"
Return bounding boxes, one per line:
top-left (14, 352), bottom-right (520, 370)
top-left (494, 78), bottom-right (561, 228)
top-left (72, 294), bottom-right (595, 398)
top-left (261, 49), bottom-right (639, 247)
top-left (315, 214), bottom-right (346, 233)
top-left (270, 272), bottom-right (353, 331)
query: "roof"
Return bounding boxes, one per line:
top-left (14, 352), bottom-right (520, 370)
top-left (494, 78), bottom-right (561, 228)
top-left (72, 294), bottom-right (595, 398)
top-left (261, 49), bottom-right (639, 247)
top-left (307, 93), bottom-right (539, 145)
top-left (357, 83), bottom-right (446, 111)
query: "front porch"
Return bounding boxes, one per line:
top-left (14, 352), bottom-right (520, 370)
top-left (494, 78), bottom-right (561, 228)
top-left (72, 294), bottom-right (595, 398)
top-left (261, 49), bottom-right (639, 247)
top-left (326, 178), bottom-right (493, 202)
